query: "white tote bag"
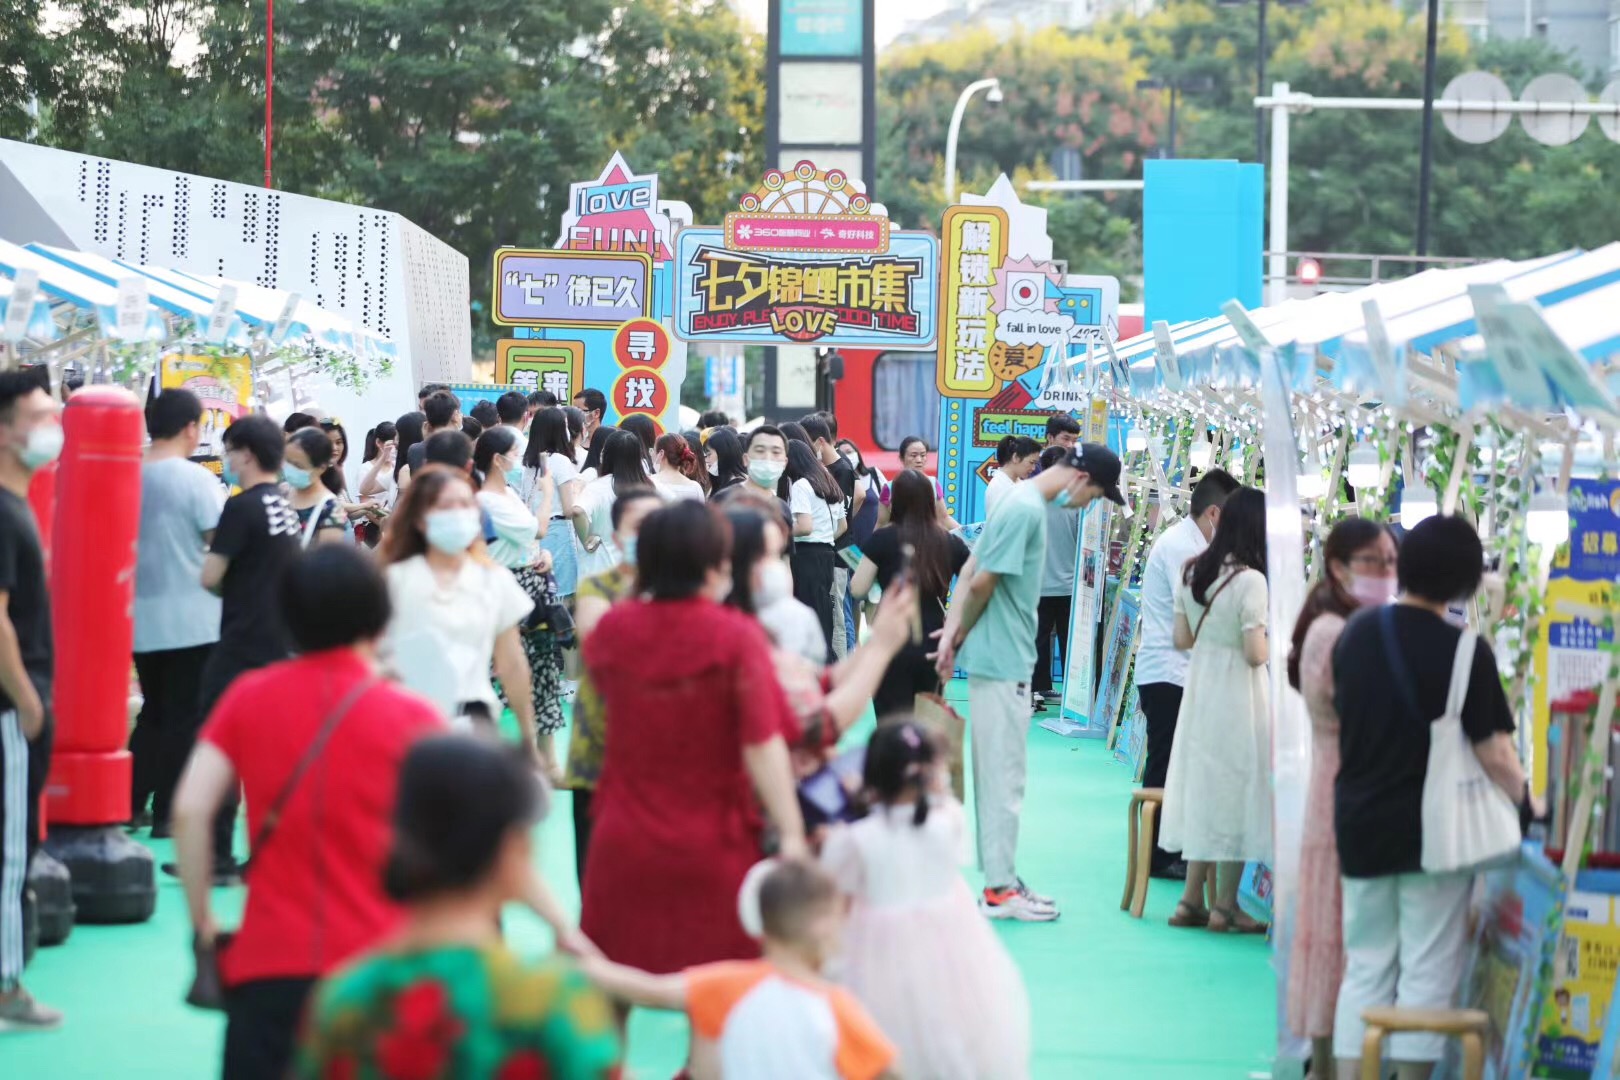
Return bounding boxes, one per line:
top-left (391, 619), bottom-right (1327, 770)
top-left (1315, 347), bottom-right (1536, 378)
top-left (1418, 627), bottom-right (1522, 873)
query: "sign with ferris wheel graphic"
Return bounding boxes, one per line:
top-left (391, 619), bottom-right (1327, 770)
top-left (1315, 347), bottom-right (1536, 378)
top-left (673, 160), bottom-right (938, 348)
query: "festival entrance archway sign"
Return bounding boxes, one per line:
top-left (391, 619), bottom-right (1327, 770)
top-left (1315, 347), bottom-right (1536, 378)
top-left (671, 160), bottom-right (939, 350)
top-left (493, 152), bottom-right (689, 433)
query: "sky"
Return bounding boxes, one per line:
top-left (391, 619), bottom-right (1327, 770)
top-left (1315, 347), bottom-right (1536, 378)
top-left (735, 0), bottom-right (949, 48)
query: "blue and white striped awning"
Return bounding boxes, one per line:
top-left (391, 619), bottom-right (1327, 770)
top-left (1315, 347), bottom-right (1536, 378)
top-left (26, 244), bottom-right (255, 345)
top-left (0, 237), bottom-right (166, 340)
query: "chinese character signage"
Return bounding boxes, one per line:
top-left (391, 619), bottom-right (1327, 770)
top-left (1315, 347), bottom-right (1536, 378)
top-left (1532, 478), bottom-right (1620, 799)
top-left (937, 205), bottom-right (1008, 396)
top-left (672, 161), bottom-right (938, 349)
top-left (1562, 479), bottom-right (1620, 582)
top-left (780, 0), bottom-right (864, 57)
top-left (610, 318), bottom-right (674, 435)
top-left (495, 340), bottom-right (584, 402)
top-left (674, 235), bottom-right (935, 346)
top-left (492, 249), bottom-right (653, 329)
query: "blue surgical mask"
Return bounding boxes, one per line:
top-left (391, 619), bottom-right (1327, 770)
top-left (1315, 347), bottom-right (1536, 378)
top-left (621, 536), bottom-right (637, 565)
top-left (283, 464), bottom-right (314, 491)
top-left (504, 464), bottom-right (525, 488)
top-left (223, 455), bottom-right (241, 488)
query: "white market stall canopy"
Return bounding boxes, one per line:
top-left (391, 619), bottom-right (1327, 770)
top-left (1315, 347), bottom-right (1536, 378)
top-left (1112, 246), bottom-right (1620, 425)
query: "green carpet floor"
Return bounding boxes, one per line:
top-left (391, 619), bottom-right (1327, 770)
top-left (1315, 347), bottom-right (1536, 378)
top-left (0, 680), bottom-right (1276, 1078)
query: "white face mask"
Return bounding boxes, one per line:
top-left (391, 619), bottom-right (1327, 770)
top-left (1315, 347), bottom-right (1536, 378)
top-left (424, 508), bottom-right (481, 554)
top-left (707, 458), bottom-right (720, 477)
top-left (19, 424), bottom-right (64, 470)
top-left (756, 559), bottom-right (793, 607)
top-left (749, 459), bottom-right (786, 488)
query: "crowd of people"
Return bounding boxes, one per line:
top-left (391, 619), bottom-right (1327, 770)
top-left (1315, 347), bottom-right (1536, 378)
top-left (1129, 460), bottom-right (1539, 1080)
top-left (0, 367), bottom-right (1546, 1080)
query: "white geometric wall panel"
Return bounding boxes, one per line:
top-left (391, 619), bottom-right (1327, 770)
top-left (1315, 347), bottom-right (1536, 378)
top-left (0, 138), bottom-right (471, 395)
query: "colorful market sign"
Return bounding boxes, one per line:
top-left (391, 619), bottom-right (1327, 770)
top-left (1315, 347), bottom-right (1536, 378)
top-left (971, 409), bottom-right (1051, 447)
top-left (492, 249), bottom-right (653, 329)
top-left (672, 161), bottom-right (938, 348)
top-left (556, 152), bottom-right (672, 262)
top-left (611, 318), bottom-right (675, 436)
top-left (498, 152), bottom-right (687, 434)
top-left (937, 204), bottom-right (1009, 397)
top-left (495, 339), bottom-right (584, 402)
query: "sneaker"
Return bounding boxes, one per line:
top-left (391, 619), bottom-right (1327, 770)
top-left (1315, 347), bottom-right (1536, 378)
top-left (1030, 692), bottom-right (1047, 713)
top-left (161, 859), bottom-right (243, 888)
top-left (1015, 878), bottom-right (1056, 907)
top-left (980, 885), bottom-right (1060, 922)
top-left (0, 989), bottom-right (63, 1032)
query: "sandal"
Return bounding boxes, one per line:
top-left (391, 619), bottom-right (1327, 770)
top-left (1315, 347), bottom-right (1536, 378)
top-left (1208, 905), bottom-right (1268, 935)
top-left (1168, 900), bottom-right (1210, 928)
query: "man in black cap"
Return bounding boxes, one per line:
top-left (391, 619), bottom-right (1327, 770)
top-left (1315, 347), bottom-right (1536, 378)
top-left (935, 442), bottom-right (1123, 922)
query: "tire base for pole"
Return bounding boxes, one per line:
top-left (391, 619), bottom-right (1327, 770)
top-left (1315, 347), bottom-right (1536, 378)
top-left (42, 825), bottom-right (155, 925)
top-left (28, 849), bottom-right (75, 945)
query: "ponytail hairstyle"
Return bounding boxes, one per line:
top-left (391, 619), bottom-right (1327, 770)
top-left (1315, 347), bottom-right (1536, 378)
top-left (862, 718), bottom-right (942, 827)
top-left (362, 421), bottom-right (397, 464)
top-left (656, 432), bottom-right (703, 483)
top-left (472, 425), bottom-right (519, 487)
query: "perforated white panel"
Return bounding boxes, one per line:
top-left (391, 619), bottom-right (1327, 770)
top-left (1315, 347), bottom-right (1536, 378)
top-left (0, 138), bottom-right (471, 396)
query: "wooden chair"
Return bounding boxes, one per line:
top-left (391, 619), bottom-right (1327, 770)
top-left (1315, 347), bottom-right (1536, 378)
top-left (1122, 789), bottom-right (1163, 918)
top-left (1359, 1006), bottom-right (1489, 1080)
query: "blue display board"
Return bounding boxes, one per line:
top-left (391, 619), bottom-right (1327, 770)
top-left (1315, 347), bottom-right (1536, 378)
top-left (1143, 159), bottom-right (1263, 328)
top-left (780, 0), bottom-right (864, 56)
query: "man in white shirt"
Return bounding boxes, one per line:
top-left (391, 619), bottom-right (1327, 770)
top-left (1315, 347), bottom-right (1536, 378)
top-left (1135, 467), bottom-right (1239, 878)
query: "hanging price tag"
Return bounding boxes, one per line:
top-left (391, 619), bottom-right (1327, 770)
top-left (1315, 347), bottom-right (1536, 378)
top-left (1151, 320), bottom-right (1183, 392)
top-left (116, 277), bottom-right (150, 341)
top-left (271, 293), bottom-right (300, 344)
top-left (3, 268), bottom-right (39, 343)
top-left (204, 283), bottom-right (238, 344)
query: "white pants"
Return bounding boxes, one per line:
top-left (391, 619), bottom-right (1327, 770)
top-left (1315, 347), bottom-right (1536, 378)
top-left (1333, 872), bottom-right (1473, 1062)
top-left (968, 677), bottom-right (1030, 888)
top-left (830, 566), bottom-right (850, 662)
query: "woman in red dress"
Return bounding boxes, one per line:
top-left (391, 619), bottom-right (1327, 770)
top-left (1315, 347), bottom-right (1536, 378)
top-left (581, 500), bottom-right (807, 974)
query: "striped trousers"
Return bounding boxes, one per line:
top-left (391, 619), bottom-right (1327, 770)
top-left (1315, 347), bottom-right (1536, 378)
top-left (0, 710), bottom-right (48, 994)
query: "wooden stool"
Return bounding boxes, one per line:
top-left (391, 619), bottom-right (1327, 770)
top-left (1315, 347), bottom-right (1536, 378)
top-left (1359, 1006), bottom-right (1489, 1080)
top-left (1122, 789), bottom-right (1163, 918)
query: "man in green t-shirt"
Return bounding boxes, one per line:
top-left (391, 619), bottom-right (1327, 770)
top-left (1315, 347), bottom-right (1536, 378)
top-left (935, 443), bottom-right (1124, 922)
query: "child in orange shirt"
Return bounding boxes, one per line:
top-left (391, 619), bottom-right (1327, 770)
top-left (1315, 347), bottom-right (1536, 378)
top-left (583, 859), bottom-right (897, 1080)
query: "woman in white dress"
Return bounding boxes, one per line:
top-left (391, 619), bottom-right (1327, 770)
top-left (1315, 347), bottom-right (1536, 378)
top-left (1160, 486), bottom-right (1270, 934)
top-left (574, 429), bottom-right (652, 578)
top-left (520, 408), bottom-right (581, 600)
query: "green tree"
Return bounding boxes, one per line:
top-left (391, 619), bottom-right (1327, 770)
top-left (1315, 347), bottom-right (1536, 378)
top-left (0, 0), bottom-right (61, 140)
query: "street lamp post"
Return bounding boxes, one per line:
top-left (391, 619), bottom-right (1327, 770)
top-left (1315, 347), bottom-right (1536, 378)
top-left (1136, 77), bottom-right (1215, 159)
top-left (944, 77), bottom-right (1002, 203)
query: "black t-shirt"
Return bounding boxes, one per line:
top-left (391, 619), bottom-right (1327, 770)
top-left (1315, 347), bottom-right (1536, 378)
top-left (862, 525), bottom-right (971, 637)
top-left (1333, 604), bottom-right (1516, 878)
top-left (829, 457), bottom-right (858, 550)
top-left (213, 483), bottom-right (300, 667)
top-left (0, 489), bottom-right (51, 713)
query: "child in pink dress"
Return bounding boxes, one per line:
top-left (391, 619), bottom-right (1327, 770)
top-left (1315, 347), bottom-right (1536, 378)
top-left (821, 720), bottom-right (1031, 1080)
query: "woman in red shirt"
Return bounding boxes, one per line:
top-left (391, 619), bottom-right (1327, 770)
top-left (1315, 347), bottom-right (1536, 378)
top-left (172, 544), bottom-right (585, 1080)
top-left (581, 501), bottom-right (807, 975)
